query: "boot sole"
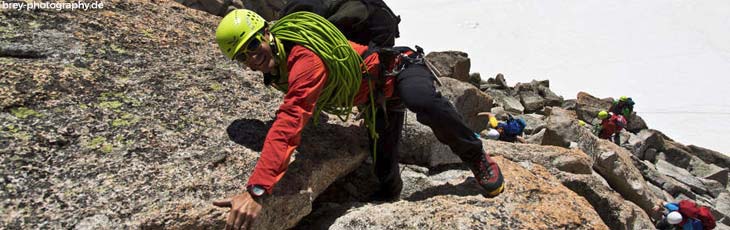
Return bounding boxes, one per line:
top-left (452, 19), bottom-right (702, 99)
top-left (484, 183), bottom-right (505, 198)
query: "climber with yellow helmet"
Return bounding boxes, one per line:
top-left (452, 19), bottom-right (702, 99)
top-left (211, 9), bottom-right (504, 229)
top-left (609, 96), bottom-right (635, 119)
top-left (595, 110), bottom-right (627, 145)
top-left (477, 112), bottom-right (527, 143)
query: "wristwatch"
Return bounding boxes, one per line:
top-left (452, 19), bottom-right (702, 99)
top-left (247, 185), bottom-right (266, 198)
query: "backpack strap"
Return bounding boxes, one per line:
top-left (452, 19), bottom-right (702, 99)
top-left (360, 0), bottom-right (401, 46)
top-left (361, 45), bottom-right (385, 104)
top-left (517, 118), bottom-right (527, 129)
top-left (263, 39), bottom-right (294, 92)
top-left (357, 44), bottom-right (413, 126)
top-left (280, 0), bottom-right (329, 17)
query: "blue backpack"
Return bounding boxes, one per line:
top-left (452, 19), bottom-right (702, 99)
top-left (504, 116), bottom-right (527, 136)
top-left (685, 218), bottom-right (704, 230)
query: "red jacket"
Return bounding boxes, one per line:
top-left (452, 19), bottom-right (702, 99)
top-left (599, 114), bottom-right (626, 139)
top-left (246, 42), bottom-right (397, 193)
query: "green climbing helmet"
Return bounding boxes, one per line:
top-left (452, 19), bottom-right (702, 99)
top-left (598, 110), bottom-right (609, 120)
top-left (216, 9), bottom-right (266, 60)
top-left (619, 96), bottom-right (629, 102)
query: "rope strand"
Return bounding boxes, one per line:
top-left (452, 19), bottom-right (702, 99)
top-left (270, 12), bottom-right (379, 158)
top-left (271, 12), bottom-right (364, 121)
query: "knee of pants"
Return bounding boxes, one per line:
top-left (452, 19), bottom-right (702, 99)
top-left (401, 91), bottom-right (453, 117)
top-left (396, 65), bottom-right (441, 114)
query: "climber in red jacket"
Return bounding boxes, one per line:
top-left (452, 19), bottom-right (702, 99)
top-left (595, 110), bottom-right (626, 145)
top-left (211, 10), bottom-right (504, 229)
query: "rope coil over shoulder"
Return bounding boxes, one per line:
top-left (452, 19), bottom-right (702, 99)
top-left (269, 12), bottom-right (381, 157)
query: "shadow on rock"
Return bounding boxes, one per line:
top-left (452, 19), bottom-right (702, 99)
top-left (252, 121), bottom-right (371, 229)
top-left (404, 178), bottom-right (486, 201)
top-left (427, 163), bottom-right (469, 175)
top-left (293, 202), bottom-right (367, 230)
top-left (226, 118), bottom-right (274, 151)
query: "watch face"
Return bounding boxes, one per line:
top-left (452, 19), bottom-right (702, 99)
top-left (251, 186), bottom-right (265, 196)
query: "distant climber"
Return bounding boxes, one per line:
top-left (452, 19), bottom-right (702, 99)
top-left (609, 96), bottom-right (635, 119)
top-left (478, 112), bottom-right (526, 143)
top-left (477, 112), bottom-right (500, 140)
top-left (211, 9), bottom-right (504, 229)
top-left (578, 119), bottom-right (594, 133)
top-left (594, 110), bottom-right (626, 145)
top-left (578, 120), bottom-right (587, 127)
top-left (654, 200), bottom-right (716, 230)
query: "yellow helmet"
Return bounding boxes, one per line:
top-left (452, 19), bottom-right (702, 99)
top-left (216, 9), bottom-right (266, 60)
top-left (597, 111), bottom-right (609, 119)
top-left (619, 96), bottom-right (629, 102)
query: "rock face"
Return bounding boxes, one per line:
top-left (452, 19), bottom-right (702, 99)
top-left (483, 125), bottom-right (652, 229)
top-left (656, 160), bottom-right (710, 196)
top-left (687, 145), bottom-right (730, 169)
top-left (627, 129), bottom-right (666, 160)
top-left (485, 140), bottom-right (592, 175)
top-left (702, 168), bottom-right (729, 187)
top-left (1, 1), bottom-right (367, 229)
top-left (543, 108), bottom-right (661, 217)
top-left (689, 157), bottom-right (729, 187)
top-left (425, 51), bottom-right (471, 83)
top-left (557, 172), bottom-right (655, 230)
top-left (575, 92), bottom-right (613, 122)
top-left (486, 89), bottom-right (524, 115)
top-left (562, 99), bottom-right (577, 110)
top-left (399, 111), bottom-right (461, 167)
top-left (626, 113), bottom-right (648, 133)
top-left (438, 77), bottom-right (494, 132)
top-left (175, 0), bottom-right (243, 16)
top-left (715, 192), bottom-right (730, 226)
top-left (540, 108), bottom-right (578, 148)
top-left (659, 140), bottom-right (695, 168)
top-left (310, 157), bottom-right (608, 230)
top-left (525, 128), bottom-right (546, 144)
top-left (511, 80), bottom-right (562, 113)
top-left (468, 72), bottom-right (482, 87)
top-left (519, 90), bottom-right (546, 113)
top-left (632, 157), bottom-right (696, 199)
top-left (517, 113), bottom-right (546, 135)
top-left (538, 85), bottom-right (564, 107)
top-left (484, 139), bottom-right (658, 230)
top-left (236, 121), bottom-right (371, 230)
top-left (486, 73), bottom-right (509, 89)
top-left (6, 0), bottom-right (730, 229)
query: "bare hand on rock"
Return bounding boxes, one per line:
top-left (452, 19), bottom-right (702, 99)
top-left (213, 192), bottom-right (262, 230)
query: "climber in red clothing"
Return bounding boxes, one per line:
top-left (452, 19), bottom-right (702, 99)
top-left (211, 10), bottom-right (505, 230)
top-left (595, 110), bottom-right (626, 145)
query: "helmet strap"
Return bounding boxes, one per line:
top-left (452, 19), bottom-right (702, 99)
top-left (269, 34), bottom-right (290, 91)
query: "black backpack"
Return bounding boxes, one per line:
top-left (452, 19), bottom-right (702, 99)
top-left (279, 0), bottom-right (401, 47)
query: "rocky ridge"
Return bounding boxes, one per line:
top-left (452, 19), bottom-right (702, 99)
top-left (2, 0), bottom-right (729, 229)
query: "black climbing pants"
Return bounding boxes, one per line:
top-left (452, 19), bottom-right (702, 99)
top-left (370, 63), bottom-right (484, 195)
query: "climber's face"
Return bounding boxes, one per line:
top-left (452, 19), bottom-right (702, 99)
top-left (236, 30), bottom-right (276, 74)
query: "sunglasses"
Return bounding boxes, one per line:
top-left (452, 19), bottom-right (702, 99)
top-left (234, 33), bottom-right (263, 63)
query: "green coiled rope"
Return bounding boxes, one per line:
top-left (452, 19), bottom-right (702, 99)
top-left (269, 12), bottom-right (380, 161)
